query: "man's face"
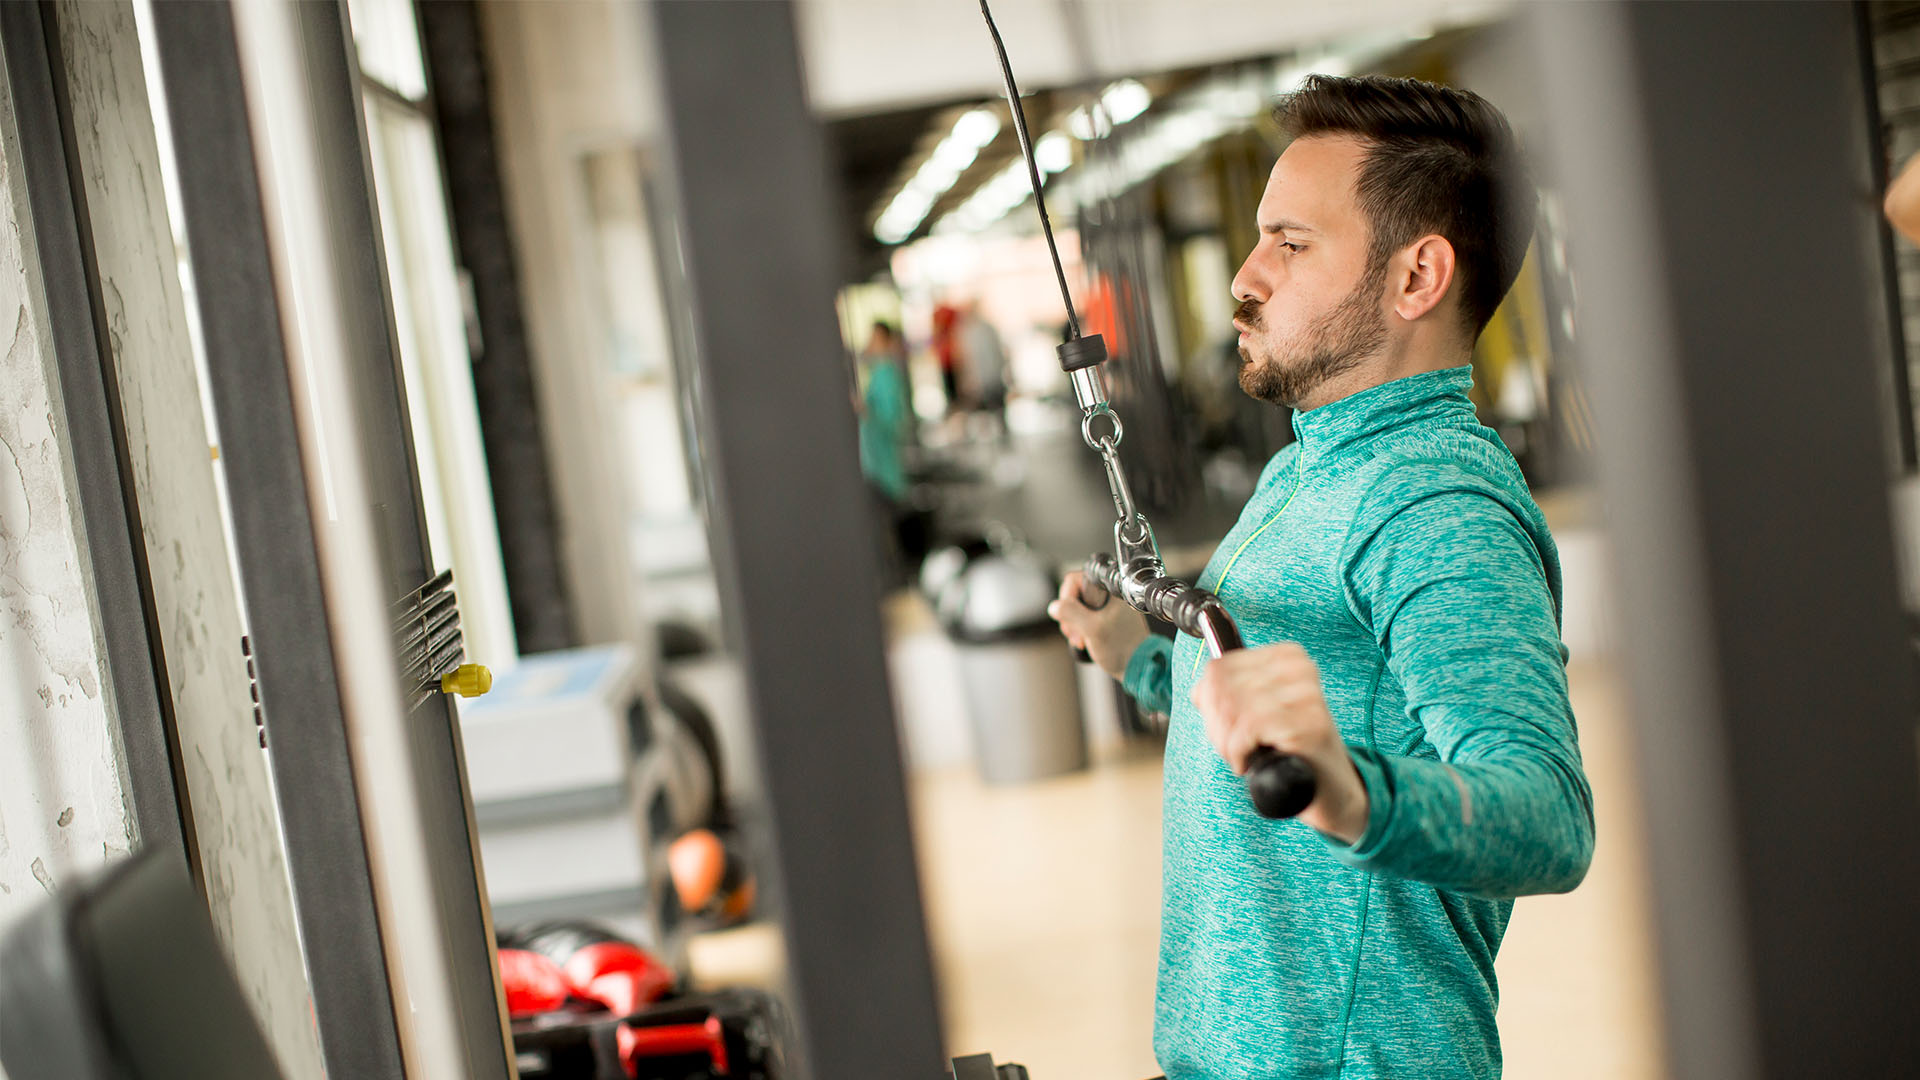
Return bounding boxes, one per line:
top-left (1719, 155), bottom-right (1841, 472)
top-left (1230, 135), bottom-right (1388, 409)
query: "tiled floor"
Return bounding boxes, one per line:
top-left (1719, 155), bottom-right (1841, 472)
top-left (908, 660), bottom-right (1666, 1079)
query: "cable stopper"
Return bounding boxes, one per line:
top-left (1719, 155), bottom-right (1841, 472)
top-left (1057, 334), bottom-right (1108, 372)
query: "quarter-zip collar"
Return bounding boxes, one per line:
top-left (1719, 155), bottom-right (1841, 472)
top-left (1290, 365), bottom-right (1477, 459)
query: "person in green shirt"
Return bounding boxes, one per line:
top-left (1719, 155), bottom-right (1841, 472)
top-left (857, 321), bottom-right (913, 503)
top-left (1050, 75), bottom-right (1593, 1079)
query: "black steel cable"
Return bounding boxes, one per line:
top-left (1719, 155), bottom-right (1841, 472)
top-left (979, 0), bottom-right (1081, 340)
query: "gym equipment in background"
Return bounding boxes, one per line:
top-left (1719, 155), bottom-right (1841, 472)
top-left (666, 828), bottom-right (756, 927)
top-left (461, 644), bottom-right (747, 955)
top-left (924, 535), bottom-right (1090, 783)
top-left (498, 920), bottom-right (785, 1080)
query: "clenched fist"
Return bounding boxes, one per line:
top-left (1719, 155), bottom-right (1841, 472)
top-left (1048, 571), bottom-right (1150, 680)
top-left (1191, 642), bottom-right (1372, 842)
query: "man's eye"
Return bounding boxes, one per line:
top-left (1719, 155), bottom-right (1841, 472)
top-left (1279, 241), bottom-right (1303, 254)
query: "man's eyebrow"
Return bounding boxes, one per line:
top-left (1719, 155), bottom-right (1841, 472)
top-left (1261, 219), bottom-right (1316, 235)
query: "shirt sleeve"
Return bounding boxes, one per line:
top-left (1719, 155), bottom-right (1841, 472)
top-left (1331, 482), bottom-right (1594, 898)
top-left (1122, 634), bottom-right (1174, 716)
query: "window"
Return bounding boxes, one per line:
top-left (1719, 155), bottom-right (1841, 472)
top-left (349, 0), bottom-right (517, 666)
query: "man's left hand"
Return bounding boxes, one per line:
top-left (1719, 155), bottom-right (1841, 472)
top-left (1191, 642), bottom-right (1372, 843)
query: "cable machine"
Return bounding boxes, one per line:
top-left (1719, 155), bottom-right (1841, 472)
top-left (978, 0), bottom-right (1315, 821)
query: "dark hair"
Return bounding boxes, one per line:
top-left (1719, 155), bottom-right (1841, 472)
top-left (1278, 74), bottom-right (1534, 336)
top-left (870, 320), bottom-right (900, 341)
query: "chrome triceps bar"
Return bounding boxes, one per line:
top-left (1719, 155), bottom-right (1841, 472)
top-left (1080, 553), bottom-right (1317, 820)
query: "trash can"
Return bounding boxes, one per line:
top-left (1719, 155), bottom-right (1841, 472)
top-left (934, 547), bottom-right (1088, 784)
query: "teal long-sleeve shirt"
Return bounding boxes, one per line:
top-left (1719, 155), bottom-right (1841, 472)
top-left (1122, 367), bottom-right (1594, 1079)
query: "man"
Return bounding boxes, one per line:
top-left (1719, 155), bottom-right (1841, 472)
top-left (1050, 75), bottom-right (1594, 1079)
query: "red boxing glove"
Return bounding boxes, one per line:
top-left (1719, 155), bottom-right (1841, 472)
top-left (497, 948), bottom-right (569, 1018)
top-left (562, 941), bottom-right (675, 1017)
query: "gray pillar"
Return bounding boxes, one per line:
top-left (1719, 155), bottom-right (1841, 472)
top-left (1535, 4), bottom-right (1920, 1077)
top-left (640, 2), bottom-right (947, 1076)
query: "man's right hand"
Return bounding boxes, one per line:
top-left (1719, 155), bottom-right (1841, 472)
top-left (1048, 571), bottom-right (1150, 681)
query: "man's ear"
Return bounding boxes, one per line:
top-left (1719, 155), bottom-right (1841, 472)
top-left (1391, 234), bottom-right (1457, 324)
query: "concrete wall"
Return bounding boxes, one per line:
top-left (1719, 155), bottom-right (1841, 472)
top-left (50, 5), bottom-right (327, 1078)
top-left (0, 104), bottom-right (127, 1080)
top-left (0, 29), bottom-right (134, 1080)
top-left (0, 28), bottom-right (134, 942)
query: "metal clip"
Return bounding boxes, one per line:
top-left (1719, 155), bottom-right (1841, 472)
top-left (1115, 512), bottom-right (1160, 566)
top-left (1080, 403), bottom-right (1122, 452)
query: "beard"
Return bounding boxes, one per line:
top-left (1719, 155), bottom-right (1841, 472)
top-left (1236, 263), bottom-right (1389, 409)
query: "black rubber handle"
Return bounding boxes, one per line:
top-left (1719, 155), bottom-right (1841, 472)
top-left (1244, 746), bottom-right (1317, 819)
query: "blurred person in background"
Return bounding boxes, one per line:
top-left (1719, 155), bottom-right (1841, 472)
top-left (931, 302), bottom-right (963, 412)
top-left (1050, 75), bottom-right (1593, 1080)
top-left (857, 321), bottom-right (915, 584)
top-left (957, 301), bottom-right (1009, 418)
top-left (858, 320), bottom-right (913, 501)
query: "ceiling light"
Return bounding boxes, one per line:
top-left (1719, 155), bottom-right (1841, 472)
top-left (1035, 131), bottom-right (1073, 174)
top-left (1068, 106), bottom-right (1106, 141)
top-left (930, 138), bottom-right (980, 172)
top-left (952, 107), bottom-right (1002, 149)
top-left (873, 106), bottom-right (1010, 244)
top-left (917, 157), bottom-right (965, 192)
top-left (1101, 79), bottom-right (1151, 125)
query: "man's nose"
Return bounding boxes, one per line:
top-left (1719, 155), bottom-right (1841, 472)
top-left (1231, 261), bottom-right (1264, 307)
